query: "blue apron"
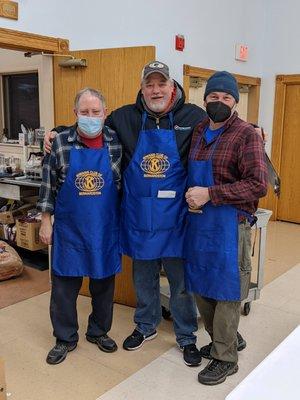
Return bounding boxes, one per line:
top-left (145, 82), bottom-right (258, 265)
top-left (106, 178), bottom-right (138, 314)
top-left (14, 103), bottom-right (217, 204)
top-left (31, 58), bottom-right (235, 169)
top-left (185, 132), bottom-right (241, 301)
top-left (52, 146), bottom-right (121, 279)
top-left (121, 112), bottom-right (187, 259)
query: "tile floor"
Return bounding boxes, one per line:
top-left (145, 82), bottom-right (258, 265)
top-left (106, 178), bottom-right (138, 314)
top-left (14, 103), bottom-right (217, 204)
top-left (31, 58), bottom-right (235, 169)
top-left (96, 264), bottom-right (300, 400)
top-left (0, 220), bottom-right (300, 400)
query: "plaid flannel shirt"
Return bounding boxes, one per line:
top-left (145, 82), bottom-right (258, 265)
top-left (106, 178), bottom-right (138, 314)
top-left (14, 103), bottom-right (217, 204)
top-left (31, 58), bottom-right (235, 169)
top-left (189, 112), bottom-right (268, 214)
top-left (37, 126), bottom-right (122, 214)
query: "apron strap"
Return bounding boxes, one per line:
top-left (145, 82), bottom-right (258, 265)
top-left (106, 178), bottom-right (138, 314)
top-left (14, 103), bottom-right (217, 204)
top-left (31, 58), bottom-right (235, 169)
top-left (238, 209), bottom-right (257, 226)
top-left (207, 129), bottom-right (223, 159)
top-left (190, 127), bottom-right (206, 160)
top-left (168, 112), bottom-right (174, 129)
top-left (141, 112), bottom-right (147, 131)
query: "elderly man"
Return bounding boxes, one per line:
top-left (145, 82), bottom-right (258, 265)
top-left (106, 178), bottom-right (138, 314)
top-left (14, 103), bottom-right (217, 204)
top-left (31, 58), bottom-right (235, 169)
top-left (115, 62), bottom-right (205, 366)
top-left (45, 61), bottom-right (206, 367)
top-left (38, 88), bottom-right (122, 365)
top-left (185, 71), bottom-right (268, 385)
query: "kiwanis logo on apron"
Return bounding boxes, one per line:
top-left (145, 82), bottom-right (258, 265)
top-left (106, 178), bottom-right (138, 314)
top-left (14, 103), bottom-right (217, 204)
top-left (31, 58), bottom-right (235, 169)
top-left (140, 153), bottom-right (170, 178)
top-left (75, 171), bottom-right (104, 195)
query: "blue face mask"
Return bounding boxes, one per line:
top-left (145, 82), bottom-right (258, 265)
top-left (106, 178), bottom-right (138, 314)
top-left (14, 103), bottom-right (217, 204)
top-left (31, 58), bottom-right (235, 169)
top-left (77, 116), bottom-right (104, 137)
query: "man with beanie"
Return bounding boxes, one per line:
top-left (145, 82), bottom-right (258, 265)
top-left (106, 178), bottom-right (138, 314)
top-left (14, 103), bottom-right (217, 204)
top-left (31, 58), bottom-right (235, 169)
top-left (185, 71), bottom-right (268, 385)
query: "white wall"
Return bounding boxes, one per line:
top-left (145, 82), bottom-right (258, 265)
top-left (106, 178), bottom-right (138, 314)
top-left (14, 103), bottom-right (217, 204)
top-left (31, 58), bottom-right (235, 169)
top-left (1, 0), bottom-right (300, 151)
top-left (0, 0), bottom-right (265, 83)
top-left (0, 49), bottom-right (54, 133)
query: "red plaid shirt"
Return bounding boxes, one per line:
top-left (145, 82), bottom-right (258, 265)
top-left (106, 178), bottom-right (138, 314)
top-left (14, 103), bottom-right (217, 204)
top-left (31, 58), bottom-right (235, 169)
top-left (189, 112), bottom-right (268, 214)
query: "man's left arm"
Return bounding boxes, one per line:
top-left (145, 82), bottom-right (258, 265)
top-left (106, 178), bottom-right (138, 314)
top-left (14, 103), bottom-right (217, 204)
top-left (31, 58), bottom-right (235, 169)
top-left (209, 129), bottom-right (268, 205)
top-left (106, 128), bottom-right (122, 190)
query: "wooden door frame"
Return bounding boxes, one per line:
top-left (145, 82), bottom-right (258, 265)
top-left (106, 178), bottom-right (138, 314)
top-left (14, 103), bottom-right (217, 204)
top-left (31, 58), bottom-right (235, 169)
top-left (0, 26), bottom-right (69, 53)
top-left (183, 65), bottom-right (261, 124)
top-left (268, 74), bottom-right (300, 219)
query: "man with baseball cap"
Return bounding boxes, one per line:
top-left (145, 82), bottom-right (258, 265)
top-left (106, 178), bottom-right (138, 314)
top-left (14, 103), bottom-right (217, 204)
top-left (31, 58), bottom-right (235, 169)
top-left (44, 60), bottom-right (207, 367)
top-left (185, 71), bottom-right (268, 385)
top-left (141, 61), bottom-right (170, 79)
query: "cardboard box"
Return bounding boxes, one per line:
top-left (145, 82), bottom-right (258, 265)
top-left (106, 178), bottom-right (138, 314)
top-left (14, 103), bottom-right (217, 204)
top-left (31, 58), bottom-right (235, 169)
top-left (0, 204), bottom-right (34, 224)
top-left (16, 219), bottom-right (47, 251)
top-left (0, 358), bottom-right (7, 400)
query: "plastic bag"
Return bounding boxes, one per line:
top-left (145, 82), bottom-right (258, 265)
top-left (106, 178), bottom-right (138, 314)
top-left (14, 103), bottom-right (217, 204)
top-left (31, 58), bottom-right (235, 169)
top-left (0, 240), bottom-right (23, 281)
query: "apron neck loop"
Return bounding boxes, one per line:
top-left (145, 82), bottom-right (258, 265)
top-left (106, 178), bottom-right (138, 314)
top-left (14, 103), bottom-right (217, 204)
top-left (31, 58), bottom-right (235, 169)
top-left (141, 111), bottom-right (174, 131)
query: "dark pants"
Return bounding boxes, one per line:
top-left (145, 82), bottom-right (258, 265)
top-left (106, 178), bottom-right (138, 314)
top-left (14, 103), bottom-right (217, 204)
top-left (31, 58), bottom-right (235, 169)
top-left (50, 274), bottom-right (115, 344)
top-left (195, 222), bottom-right (252, 363)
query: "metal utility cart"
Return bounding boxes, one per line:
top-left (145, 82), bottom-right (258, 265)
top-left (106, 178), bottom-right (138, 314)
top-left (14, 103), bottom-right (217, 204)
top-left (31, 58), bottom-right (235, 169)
top-left (160, 208), bottom-right (273, 317)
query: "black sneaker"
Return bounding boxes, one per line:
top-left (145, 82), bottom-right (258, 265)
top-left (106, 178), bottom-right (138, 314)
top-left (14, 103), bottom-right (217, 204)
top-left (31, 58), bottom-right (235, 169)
top-left (200, 332), bottom-right (246, 359)
top-left (86, 334), bottom-right (118, 353)
top-left (198, 358), bottom-right (238, 385)
top-left (180, 344), bottom-right (202, 367)
top-left (123, 329), bottom-right (157, 350)
top-left (46, 342), bottom-right (77, 365)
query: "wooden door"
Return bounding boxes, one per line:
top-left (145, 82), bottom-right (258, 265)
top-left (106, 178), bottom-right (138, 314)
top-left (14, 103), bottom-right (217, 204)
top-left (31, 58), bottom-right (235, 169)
top-left (53, 46), bottom-right (155, 306)
top-left (53, 46), bottom-right (155, 124)
top-left (277, 83), bottom-right (300, 223)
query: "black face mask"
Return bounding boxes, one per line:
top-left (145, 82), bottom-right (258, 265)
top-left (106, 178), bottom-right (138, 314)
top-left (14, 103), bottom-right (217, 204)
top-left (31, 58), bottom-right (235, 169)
top-left (206, 101), bottom-right (232, 123)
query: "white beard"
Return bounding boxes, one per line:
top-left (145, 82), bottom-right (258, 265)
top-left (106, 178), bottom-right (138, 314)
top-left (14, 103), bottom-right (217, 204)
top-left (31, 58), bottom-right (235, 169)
top-left (148, 100), bottom-right (168, 113)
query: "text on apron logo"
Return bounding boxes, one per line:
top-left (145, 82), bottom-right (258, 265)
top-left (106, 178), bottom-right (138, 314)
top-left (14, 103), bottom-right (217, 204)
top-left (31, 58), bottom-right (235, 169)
top-left (140, 153), bottom-right (170, 178)
top-left (75, 171), bottom-right (104, 195)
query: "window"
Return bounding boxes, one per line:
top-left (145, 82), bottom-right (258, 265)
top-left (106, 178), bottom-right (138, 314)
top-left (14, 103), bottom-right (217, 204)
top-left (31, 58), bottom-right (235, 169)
top-left (3, 72), bottom-right (40, 140)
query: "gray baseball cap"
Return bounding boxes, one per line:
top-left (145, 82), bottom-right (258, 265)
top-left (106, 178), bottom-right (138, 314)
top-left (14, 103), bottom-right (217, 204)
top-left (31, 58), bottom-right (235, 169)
top-left (141, 61), bottom-right (170, 81)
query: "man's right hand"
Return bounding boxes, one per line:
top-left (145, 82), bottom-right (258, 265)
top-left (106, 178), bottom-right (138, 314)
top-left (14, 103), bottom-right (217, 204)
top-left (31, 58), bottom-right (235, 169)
top-left (44, 131), bottom-right (57, 154)
top-left (39, 213), bottom-right (53, 245)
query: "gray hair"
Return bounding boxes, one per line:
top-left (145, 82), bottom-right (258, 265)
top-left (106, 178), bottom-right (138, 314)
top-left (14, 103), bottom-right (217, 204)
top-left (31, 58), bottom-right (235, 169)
top-left (74, 87), bottom-right (106, 110)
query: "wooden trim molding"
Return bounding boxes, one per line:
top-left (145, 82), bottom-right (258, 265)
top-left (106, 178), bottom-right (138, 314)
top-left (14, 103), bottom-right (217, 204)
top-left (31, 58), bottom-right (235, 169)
top-left (264, 74), bottom-right (295, 219)
top-left (183, 65), bottom-right (261, 86)
top-left (0, 27), bottom-right (69, 53)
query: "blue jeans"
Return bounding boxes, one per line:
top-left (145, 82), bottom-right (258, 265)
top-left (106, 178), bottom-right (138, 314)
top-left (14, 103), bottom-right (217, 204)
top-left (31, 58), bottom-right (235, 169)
top-left (133, 257), bottom-right (198, 347)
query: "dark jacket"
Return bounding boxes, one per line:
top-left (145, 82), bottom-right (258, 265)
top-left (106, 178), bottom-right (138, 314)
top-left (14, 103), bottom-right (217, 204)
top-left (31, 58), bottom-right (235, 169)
top-left (105, 81), bottom-right (206, 170)
top-left (55, 81), bottom-right (207, 171)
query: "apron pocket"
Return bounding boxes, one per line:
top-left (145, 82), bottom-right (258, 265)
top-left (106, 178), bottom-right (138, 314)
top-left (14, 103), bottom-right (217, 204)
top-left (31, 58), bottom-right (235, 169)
top-left (124, 195), bottom-right (153, 232)
top-left (196, 227), bottom-right (223, 251)
top-left (152, 197), bottom-right (182, 230)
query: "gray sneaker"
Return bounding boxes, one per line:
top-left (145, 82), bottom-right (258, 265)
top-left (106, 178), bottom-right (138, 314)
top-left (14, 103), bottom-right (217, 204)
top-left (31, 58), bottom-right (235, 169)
top-left (46, 342), bottom-right (77, 365)
top-left (86, 334), bottom-right (118, 353)
top-left (198, 358), bottom-right (238, 385)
